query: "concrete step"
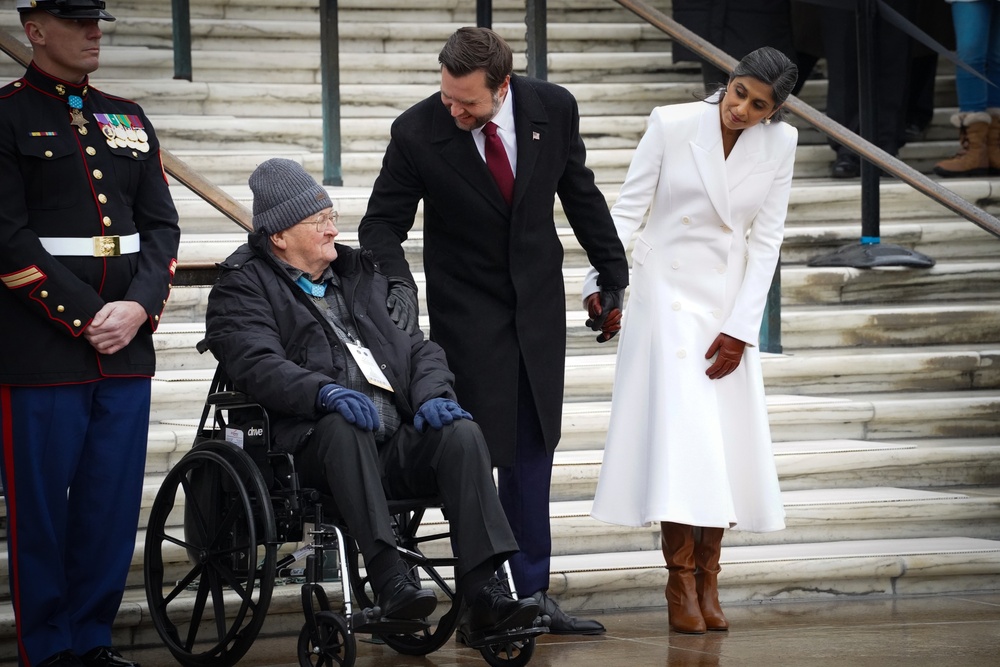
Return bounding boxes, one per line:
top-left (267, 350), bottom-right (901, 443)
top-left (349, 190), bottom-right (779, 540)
top-left (98, 0), bottom-right (672, 24)
top-left (0, 46), bottom-right (682, 85)
top-left (564, 301), bottom-right (1000, 354)
top-left (542, 487), bottom-right (1000, 556)
top-left (97, 19), bottom-right (673, 54)
top-left (156, 308), bottom-right (1000, 394)
top-left (143, 368), bottom-right (1000, 447)
top-left (557, 390), bottom-right (1000, 452)
top-left (551, 437), bottom-right (1000, 501)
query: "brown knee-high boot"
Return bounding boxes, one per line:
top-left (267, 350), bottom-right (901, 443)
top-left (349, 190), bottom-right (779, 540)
top-left (694, 527), bottom-right (729, 631)
top-left (660, 522), bottom-right (706, 634)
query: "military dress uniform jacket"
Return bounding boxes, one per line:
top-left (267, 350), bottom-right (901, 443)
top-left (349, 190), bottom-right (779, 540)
top-left (0, 63), bottom-right (180, 385)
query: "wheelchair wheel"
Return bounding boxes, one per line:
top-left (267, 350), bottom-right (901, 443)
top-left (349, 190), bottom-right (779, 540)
top-left (346, 538), bottom-right (461, 656)
top-left (144, 439), bottom-right (277, 667)
top-left (297, 610), bottom-right (356, 667)
top-left (481, 635), bottom-right (535, 667)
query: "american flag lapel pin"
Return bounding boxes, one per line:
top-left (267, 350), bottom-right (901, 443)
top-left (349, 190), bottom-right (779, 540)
top-left (532, 132), bottom-right (540, 140)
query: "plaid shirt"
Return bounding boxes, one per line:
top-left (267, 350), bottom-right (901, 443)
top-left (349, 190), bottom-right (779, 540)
top-left (276, 258), bottom-right (402, 442)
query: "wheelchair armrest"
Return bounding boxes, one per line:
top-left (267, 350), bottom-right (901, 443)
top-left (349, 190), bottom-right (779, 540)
top-left (206, 390), bottom-right (253, 406)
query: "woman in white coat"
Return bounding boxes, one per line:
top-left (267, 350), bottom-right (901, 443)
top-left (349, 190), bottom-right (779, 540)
top-left (584, 47), bottom-right (799, 634)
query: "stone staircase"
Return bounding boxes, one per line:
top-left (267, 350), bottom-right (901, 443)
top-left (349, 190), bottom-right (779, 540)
top-left (2, 0), bottom-right (1000, 657)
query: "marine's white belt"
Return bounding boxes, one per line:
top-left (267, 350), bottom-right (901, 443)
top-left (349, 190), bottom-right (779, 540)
top-left (39, 234), bottom-right (140, 257)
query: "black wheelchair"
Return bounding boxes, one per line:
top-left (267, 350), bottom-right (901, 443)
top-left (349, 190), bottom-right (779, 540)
top-left (143, 366), bottom-right (544, 667)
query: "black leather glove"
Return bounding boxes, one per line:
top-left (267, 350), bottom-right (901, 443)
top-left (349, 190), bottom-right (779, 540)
top-left (386, 276), bottom-right (419, 335)
top-left (585, 287), bottom-right (624, 343)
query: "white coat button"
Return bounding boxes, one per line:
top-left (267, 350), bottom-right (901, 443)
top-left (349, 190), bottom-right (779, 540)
top-left (682, 216), bottom-right (691, 225)
top-left (672, 302), bottom-right (681, 311)
top-left (671, 260), bottom-right (680, 269)
top-left (712, 309), bottom-right (722, 319)
top-left (716, 264), bottom-right (726, 274)
top-left (677, 349), bottom-right (687, 358)
top-left (721, 224), bottom-right (733, 234)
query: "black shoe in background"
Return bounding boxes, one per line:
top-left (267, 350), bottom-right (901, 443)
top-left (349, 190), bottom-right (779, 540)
top-left (831, 154), bottom-right (860, 179)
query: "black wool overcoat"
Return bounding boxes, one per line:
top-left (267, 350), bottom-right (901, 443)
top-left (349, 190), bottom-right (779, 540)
top-left (359, 74), bottom-right (628, 467)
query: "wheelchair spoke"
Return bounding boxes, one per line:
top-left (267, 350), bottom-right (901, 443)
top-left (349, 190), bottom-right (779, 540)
top-left (160, 562), bottom-right (205, 606)
top-left (184, 571), bottom-right (212, 650)
top-left (211, 572), bottom-right (230, 647)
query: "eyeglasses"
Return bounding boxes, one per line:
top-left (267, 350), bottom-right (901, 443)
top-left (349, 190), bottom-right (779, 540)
top-left (298, 210), bottom-right (340, 233)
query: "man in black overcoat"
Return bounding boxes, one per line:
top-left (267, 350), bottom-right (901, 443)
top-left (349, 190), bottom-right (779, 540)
top-left (359, 27), bottom-right (628, 635)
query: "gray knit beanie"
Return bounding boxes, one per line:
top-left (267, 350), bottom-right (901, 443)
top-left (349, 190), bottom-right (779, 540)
top-left (249, 158), bottom-right (332, 234)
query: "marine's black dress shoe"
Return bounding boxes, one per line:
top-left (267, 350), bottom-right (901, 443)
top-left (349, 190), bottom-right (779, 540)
top-left (457, 577), bottom-right (540, 644)
top-left (378, 571), bottom-right (437, 620)
top-left (81, 646), bottom-right (139, 667)
top-left (532, 590), bottom-right (606, 635)
top-left (37, 651), bottom-right (84, 667)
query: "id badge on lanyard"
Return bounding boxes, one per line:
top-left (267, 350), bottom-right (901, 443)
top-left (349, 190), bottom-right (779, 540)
top-left (345, 341), bottom-right (394, 392)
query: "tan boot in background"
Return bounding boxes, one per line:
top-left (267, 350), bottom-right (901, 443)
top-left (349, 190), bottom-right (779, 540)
top-left (934, 111), bottom-right (991, 177)
top-left (694, 527), bottom-right (729, 631)
top-left (661, 522), bottom-right (707, 634)
top-left (987, 108), bottom-right (1000, 174)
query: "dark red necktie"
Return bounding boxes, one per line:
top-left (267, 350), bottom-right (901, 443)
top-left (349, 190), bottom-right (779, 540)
top-left (482, 121), bottom-right (514, 206)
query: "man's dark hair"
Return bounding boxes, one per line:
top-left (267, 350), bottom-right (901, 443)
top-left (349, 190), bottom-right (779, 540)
top-left (438, 27), bottom-right (513, 91)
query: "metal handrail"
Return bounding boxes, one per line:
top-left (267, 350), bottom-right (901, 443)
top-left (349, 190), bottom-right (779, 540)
top-left (614, 0), bottom-right (1000, 240)
top-left (0, 30), bottom-right (252, 233)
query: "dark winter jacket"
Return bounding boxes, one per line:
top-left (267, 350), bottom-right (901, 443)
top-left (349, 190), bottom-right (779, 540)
top-left (205, 232), bottom-right (458, 453)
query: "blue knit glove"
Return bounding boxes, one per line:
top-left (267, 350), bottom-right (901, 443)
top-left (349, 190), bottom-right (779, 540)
top-left (414, 398), bottom-right (472, 433)
top-left (317, 383), bottom-right (381, 431)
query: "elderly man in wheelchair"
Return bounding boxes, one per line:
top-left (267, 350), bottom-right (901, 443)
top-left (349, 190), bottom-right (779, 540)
top-left (188, 157), bottom-right (540, 662)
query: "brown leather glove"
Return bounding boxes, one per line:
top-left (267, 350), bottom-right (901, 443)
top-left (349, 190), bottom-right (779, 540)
top-left (585, 288), bottom-right (624, 343)
top-left (705, 333), bottom-right (746, 380)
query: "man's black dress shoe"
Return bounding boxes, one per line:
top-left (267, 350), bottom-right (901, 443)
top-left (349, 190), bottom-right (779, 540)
top-left (458, 577), bottom-right (539, 643)
top-left (532, 590), bottom-right (606, 635)
top-left (38, 651), bottom-right (84, 667)
top-left (378, 571), bottom-right (437, 620)
top-left (81, 647), bottom-right (139, 667)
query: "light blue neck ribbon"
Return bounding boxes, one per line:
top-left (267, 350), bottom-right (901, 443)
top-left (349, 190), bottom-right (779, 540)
top-left (295, 275), bottom-right (327, 297)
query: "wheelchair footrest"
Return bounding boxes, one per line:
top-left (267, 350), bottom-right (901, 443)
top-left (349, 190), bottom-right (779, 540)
top-left (458, 624), bottom-right (548, 648)
top-left (353, 613), bottom-right (431, 636)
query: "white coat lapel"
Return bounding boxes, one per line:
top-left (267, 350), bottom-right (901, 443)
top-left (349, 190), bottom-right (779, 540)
top-left (725, 122), bottom-right (765, 191)
top-left (691, 104), bottom-right (730, 223)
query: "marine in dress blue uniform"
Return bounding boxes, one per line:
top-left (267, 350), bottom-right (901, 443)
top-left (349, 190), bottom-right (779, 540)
top-left (0, 2), bottom-right (180, 666)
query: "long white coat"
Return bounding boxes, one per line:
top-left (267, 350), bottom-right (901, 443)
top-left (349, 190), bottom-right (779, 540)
top-left (587, 100), bottom-right (796, 531)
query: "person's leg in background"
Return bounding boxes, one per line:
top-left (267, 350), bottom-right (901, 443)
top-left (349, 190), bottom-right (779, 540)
top-left (937, 0), bottom-right (993, 176)
top-left (497, 360), bottom-right (604, 635)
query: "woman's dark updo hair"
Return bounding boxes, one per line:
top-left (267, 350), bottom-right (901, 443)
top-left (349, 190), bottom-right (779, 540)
top-left (708, 46), bottom-right (799, 123)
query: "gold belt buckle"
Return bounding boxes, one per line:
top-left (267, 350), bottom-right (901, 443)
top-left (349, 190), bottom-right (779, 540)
top-left (93, 235), bottom-right (121, 257)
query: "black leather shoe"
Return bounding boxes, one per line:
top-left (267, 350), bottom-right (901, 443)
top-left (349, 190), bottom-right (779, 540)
top-left (467, 577), bottom-right (540, 635)
top-left (80, 647), bottom-right (138, 667)
top-left (38, 652), bottom-right (84, 667)
top-left (378, 572), bottom-right (437, 620)
top-left (831, 155), bottom-right (860, 179)
top-left (532, 590), bottom-right (606, 635)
